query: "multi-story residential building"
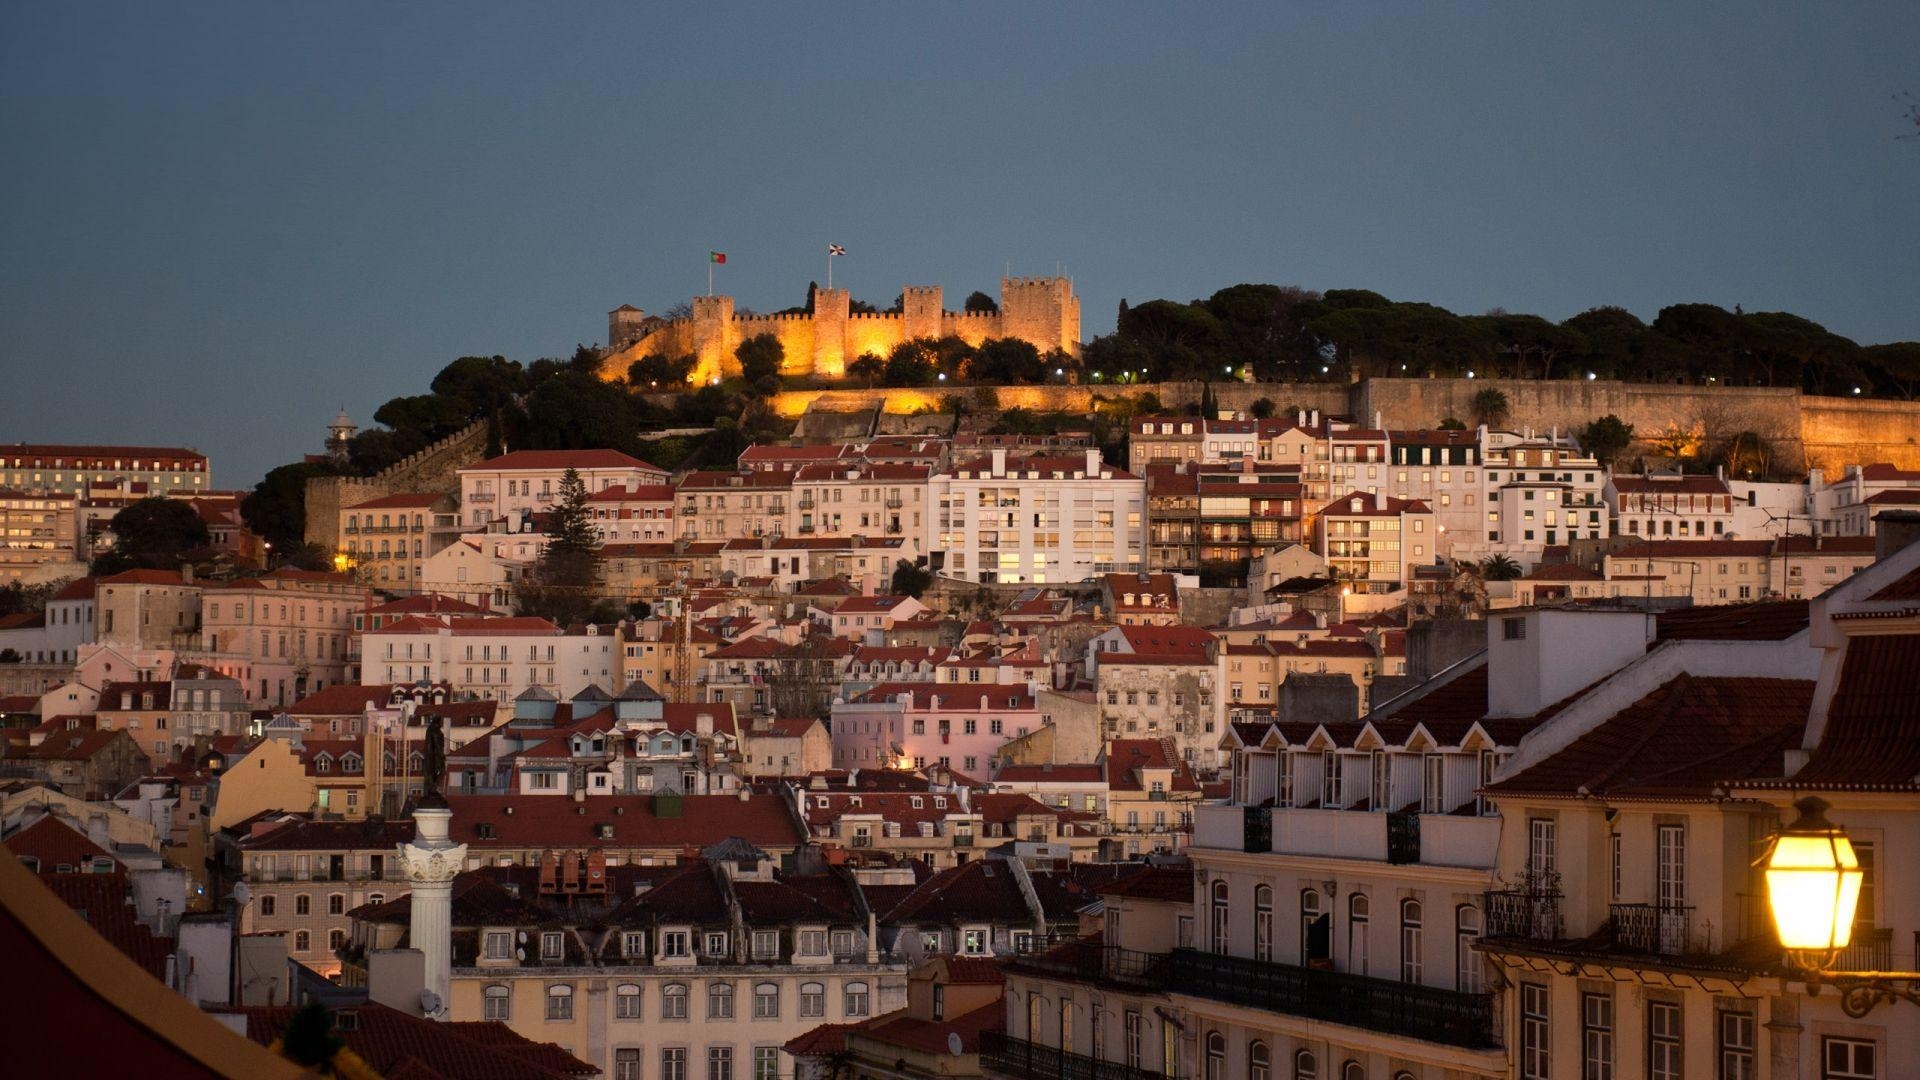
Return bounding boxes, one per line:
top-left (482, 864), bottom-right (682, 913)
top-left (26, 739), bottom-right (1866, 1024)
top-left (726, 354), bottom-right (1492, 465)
top-left (459, 448), bottom-right (669, 529)
top-left (0, 443), bottom-right (210, 496)
top-left (1316, 491), bottom-right (1436, 592)
top-left (703, 634), bottom-right (854, 720)
top-left (95, 568), bottom-right (200, 651)
top-left (1099, 572), bottom-right (1183, 626)
top-left (792, 461), bottom-right (933, 556)
top-left (1605, 470), bottom-right (1737, 540)
top-left (1810, 462), bottom-right (1920, 535)
top-left (1475, 548), bottom-right (1920, 1080)
top-left (1102, 739), bottom-right (1200, 855)
top-left (1091, 632), bottom-right (1220, 765)
top-left (831, 684), bottom-right (1040, 774)
top-left (1596, 537), bottom-right (1877, 605)
top-left (361, 616), bottom-right (620, 702)
top-left (418, 538), bottom-right (523, 611)
top-left (199, 568), bottom-right (369, 706)
top-left (826, 595), bottom-right (932, 639)
top-left (823, 956), bottom-right (1004, 1080)
top-left (1142, 461), bottom-right (1304, 581)
top-left (716, 536), bottom-right (911, 592)
top-left (677, 470), bottom-right (796, 541)
top-left (931, 448), bottom-right (1145, 585)
top-left (1383, 428), bottom-right (1484, 545)
top-left (1221, 637), bottom-right (1383, 716)
top-left (588, 483), bottom-right (675, 544)
top-left (1474, 431), bottom-right (1608, 565)
top-left (343, 844), bottom-right (909, 1080)
top-left (0, 574), bottom-right (96, 664)
top-left (337, 492), bottom-right (460, 589)
top-left (232, 816), bottom-right (415, 977)
top-left (15, 727), bottom-right (153, 801)
top-left (90, 670), bottom-right (248, 766)
top-left (0, 489), bottom-right (81, 582)
top-left (1128, 415), bottom-right (1269, 472)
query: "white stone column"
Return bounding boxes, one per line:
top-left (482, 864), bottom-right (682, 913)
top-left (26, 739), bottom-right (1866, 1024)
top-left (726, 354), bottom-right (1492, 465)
top-left (399, 803), bottom-right (466, 1019)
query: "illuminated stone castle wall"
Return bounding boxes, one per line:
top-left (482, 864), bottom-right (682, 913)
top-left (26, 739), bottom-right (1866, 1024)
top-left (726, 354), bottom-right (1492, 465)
top-left (603, 277), bottom-right (1080, 385)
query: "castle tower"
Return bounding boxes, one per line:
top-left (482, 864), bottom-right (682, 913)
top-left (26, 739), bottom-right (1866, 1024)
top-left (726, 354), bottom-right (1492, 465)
top-left (999, 277), bottom-right (1082, 358)
top-left (901, 285), bottom-right (943, 343)
top-left (326, 408), bottom-right (358, 462)
top-left (690, 295), bottom-right (737, 384)
top-left (811, 287), bottom-right (851, 378)
top-left (608, 304), bottom-right (647, 350)
top-left (399, 797), bottom-right (466, 1018)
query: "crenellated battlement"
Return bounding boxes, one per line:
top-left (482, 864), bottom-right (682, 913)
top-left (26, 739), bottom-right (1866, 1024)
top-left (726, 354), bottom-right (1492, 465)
top-left (601, 276), bottom-right (1079, 385)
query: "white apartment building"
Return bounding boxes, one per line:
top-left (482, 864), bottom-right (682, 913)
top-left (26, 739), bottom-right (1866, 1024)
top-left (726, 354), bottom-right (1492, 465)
top-left (791, 461), bottom-right (932, 556)
top-left (1810, 462), bottom-right (1920, 536)
top-left (1605, 471), bottom-right (1737, 541)
top-left (931, 447), bottom-right (1145, 585)
top-left (360, 616), bottom-right (619, 702)
top-left (587, 484), bottom-right (675, 544)
top-left (459, 449), bottom-right (668, 529)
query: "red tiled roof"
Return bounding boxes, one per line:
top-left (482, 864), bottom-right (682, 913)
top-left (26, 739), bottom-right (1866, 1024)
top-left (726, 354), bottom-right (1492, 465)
top-left (1857, 463), bottom-right (1920, 481)
top-left (227, 1003), bottom-right (595, 1079)
top-left (1869, 565), bottom-right (1920, 603)
top-left (447, 793), bottom-right (804, 850)
top-left (853, 683), bottom-right (1034, 711)
top-left (49, 576), bottom-right (97, 602)
top-left (1653, 600), bottom-right (1810, 644)
top-left (1487, 675), bottom-right (1813, 800)
top-left (4, 816), bottom-right (116, 872)
top-left (784, 1022), bottom-right (858, 1057)
top-left (1522, 563), bottom-right (1602, 582)
top-left (367, 594), bottom-right (493, 616)
top-left (1610, 474), bottom-right (1731, 494)
top-left (1775, 536), bottom-right (1877, 555)
top-left (1751, 633), bottom-right (1920, 791)
top-left (36, 872), bottom-right (175, 979)
top-left (1114, 623), bottom-right (1215, 658)
top-left (0, 443), bottom-right (205, 464)
top-left (1105, 739), bottom-right (1199, 793)
top-left (1607, 540), bottom-right (1772, 560)
top-left (96, 569), bottom-right (188, 586)
top-left (1100, 865), bottom-right (1194, 902)
top-left (992, 763), bottom-right (1104, 783)
top-left (858, 999), bottom-right (1002, 1055)
top-left (471, 449), bottom-right (662, 472)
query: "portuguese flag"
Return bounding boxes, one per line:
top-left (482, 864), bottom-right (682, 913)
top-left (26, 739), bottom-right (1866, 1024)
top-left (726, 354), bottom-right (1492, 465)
top-left (709, 251), bottom-right (727, 264)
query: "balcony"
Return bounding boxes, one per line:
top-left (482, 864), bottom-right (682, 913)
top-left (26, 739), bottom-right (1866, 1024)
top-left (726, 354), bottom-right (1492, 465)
top-left (1483, 885), bottom-right (1563, 943)
top-left (1167, 948), bottom-right (1497, 1050)
top-left (982, 1032), bottom-right (1176, 1080)
top-left (885, 497), bottom-right (904, 509)
top-left (1610, 903), bottom-right (1694, 956)
top-left (1006, 938), bottom-right (1171, 992)
top-left (1838, 927), bottom-right (1895, 971)
top-left (1385, 810), bottom-right (1420, 865)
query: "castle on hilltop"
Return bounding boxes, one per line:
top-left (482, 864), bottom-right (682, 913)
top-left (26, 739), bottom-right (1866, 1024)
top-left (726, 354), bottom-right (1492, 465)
top-left (602, 277), bottom-right (1081, 385)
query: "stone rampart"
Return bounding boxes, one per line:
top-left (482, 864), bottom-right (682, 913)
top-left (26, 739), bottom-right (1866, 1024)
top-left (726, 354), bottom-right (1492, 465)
top-left (302, 421), bottom-right (488, 548)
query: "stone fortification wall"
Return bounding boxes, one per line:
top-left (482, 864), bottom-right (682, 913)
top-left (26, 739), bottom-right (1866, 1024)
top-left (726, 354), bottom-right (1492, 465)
top-left (301, 421), bottom-right (488, 548)
top-left (601, 277), bottom-right (1082, 387)
top-left (1800, 394), bottom-right (1920, 472)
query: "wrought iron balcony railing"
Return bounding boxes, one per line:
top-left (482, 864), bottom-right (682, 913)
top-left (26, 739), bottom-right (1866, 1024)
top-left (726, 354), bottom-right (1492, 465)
top-left (1610, 903), bottom-right (1694, 956)
top-left (1167, 948), bottom-right (1497, 1050)
top-left (1483, 887), bottom-right (1563, 943)
top-left (982, 1032), bottom-right (1178, 1080)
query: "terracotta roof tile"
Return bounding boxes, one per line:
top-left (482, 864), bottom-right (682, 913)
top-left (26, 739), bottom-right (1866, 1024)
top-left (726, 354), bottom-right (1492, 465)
top-left (1754, 633), bottom-right (1920, 791)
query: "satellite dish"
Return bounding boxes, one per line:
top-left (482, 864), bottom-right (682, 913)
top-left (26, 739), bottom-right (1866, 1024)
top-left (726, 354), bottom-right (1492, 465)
top-left (420, 989), bottom-right (445, 1018)
top-left (947, 1033), bottom-right (964, 1057)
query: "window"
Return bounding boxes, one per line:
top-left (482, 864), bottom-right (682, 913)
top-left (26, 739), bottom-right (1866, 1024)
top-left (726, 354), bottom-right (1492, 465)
top-left (708, 980), bottom-right (734, 1019)
top-left (1521, 983), bottom-right (1549, 1080)
top-left (616, 983), bottom-right (642, 1019)
top-left (542, 931), bottom-right (564, 960)
top-left (1854, 841), bottom-right (1877, 927)
top-left (1060, 998), bottom-right (1075, 1055)
top-left (1210, 880), bottom-right (1230, 953)
top-left (1657, 824), bottom-right (1686, 907)
top-left (615, 1049), bottom-right (642, 1080)
top-left (295, 894), bottom-right (311, 916)
top-left (1125, 1010), bottom-right (1143, 1070)
top-left (663, 1048), bottom-right (687, 1080)
top-left (1249, 1042), bottom-right (1270, 1080)
top-left (1422, 754), bottom-right (1444, 814)
top-left (259, 895), bottom-right (276, 917)
top-left (1528, 818), bottom-right (1557, 879)
top-left (1205, 1032), bottom-right (1225, 1080)
top-left (1254, 885), bottom-right (1273, 962)
top-left (662, 930), bottom-right (690, 957)
top-left (1717, 1009), bottom-right (1755, 1080)
top-left (1293, 1050), bottom-right (1317, 1080)
top-left (844, 981), bottom-right (870, 1017)
top-left (1456, 906), bottom-right (1481, 992)
top-left (1821, 1037), bottom-right (1875, 1079)
top-left (1348, 893), bottom-right (1370, 975)
top-left (708, 1046), bottom-right (733, 1080)
top-left (800, 981), bottom-right (825, 1018)
top-left (754, 981), bottom-right (779, 1019)
top-left (546, 984), bottom-right (574, 1021)
top-left (294, 930), bottom-right (310, 952)
top-left (1503, 617), bottom-right (1526, 641)
top-left (1398, 900), bottom-right (1423, 983)
top-left (662, 983), bottom-right (688, 1019)
top-left (1581, 991), bottom-right (1612, 1080)
top-left (624, 931), bottom-right (647, 958)
top-left (754, 1047), bottom-right (779, 1080)
top-left (1302, 889), bottom-right (1330, 964)
top-left (1647, 1000), bottom-right (1681, 1080)
top-left (482, 984), bottom-right (510, 1019)
top-left (1343, 1064), bottom-right (1364, 1080)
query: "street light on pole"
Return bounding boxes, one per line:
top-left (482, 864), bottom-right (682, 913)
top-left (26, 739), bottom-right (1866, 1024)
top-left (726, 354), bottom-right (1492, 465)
top-left (1765, 798), bottom-right (1920, 1016)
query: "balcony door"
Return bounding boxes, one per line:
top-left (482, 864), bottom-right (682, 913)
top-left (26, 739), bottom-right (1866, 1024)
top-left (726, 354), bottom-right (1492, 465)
top-left (1301, 889), bottom-right (1331, 966)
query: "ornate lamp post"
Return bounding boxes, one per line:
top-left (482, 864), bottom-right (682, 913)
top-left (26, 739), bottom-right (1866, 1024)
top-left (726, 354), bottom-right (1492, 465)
top-left (1766, 797), bottom-right (1920, 1016)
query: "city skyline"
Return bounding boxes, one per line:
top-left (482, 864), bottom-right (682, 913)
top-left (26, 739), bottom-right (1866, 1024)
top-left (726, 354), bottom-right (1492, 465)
top-left (4, 3), bottom-right (1919, 485)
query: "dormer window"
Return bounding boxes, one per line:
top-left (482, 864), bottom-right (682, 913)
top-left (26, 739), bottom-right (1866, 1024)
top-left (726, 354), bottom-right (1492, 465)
top-left (910, 796), bottom-right (923, 809)
top-left (934, 797), bottom-right (947, 809)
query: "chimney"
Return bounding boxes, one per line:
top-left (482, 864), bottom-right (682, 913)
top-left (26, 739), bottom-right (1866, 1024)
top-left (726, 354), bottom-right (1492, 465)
top-left (991, 448), bottom-right (1008, 477)
top-left (1085, 449), bottom-right (1102, 476)
top-left (1309, 409), bottom-right (1320, 428)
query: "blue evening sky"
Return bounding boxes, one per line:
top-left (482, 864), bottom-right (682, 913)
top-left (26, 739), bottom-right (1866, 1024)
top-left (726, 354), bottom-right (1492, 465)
top-left (2, 2), bottom-right (1915, 486)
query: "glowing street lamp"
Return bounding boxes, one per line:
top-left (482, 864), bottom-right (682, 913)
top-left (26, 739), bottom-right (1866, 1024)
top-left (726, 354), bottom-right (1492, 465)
top-left (1765, 797), bottom-right (1920, 1015)
top-left (1765, 797), bottom-right (1861, 953)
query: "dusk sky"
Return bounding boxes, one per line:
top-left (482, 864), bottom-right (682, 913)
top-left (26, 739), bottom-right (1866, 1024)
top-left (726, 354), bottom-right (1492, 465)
top-left (3, 3), bottom-right (1915, 487)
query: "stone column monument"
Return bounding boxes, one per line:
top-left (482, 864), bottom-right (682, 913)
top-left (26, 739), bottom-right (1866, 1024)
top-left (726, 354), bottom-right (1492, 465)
top-left (398, 717), bottom-right (464, 1019)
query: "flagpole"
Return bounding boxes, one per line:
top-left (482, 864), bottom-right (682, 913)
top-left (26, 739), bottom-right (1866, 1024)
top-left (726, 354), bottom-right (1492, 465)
top-left (826, 249), bottom-right (833, 290)
top-left (708, 256), bottom-right (713, 298)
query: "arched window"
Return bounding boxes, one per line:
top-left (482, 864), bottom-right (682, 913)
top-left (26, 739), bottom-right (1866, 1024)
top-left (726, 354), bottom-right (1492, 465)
top-left (1249, 1041), bottom-right (1270, 1080)
top-left (615, 983), bottom-right (642, 1019)
top-left (1211, 880), bottom-right (1231, 953)
top-left (1400, 900), bottom-right (1424, 984)
top-left (800, 981), bottom-right (826, 1018)
top-left (1027, 992), bottom-right (1042, 1040)
top-left (1455, 905), bottom-right (1482, 993)
top-left (546, 983), bottom-right (574, 1021)
top-left (1254, 885), bottom-right (1274, 962)
top-left (1393, 1073), bottom-right (1416, 1080)
top-left (1342, 1063), bottom-right (1364, 1080)
top-left (1293, 1049), bottom-right (1317, 1080)
top-left (1348, 893), bottom-right (1370, 975)
top-left (662, 982), bottom-right (688, 1019)
top-left (707, 980), bottom-right (735, 1019)
top-left (754, 981), bottom-right (780, 1019)
top-left (1301, 889), bottom-right (1330, 964)
top-left (1060, 999), bottom-right (1075, 1056)
top-left (293, 930), bottom-right (310, 952)
top-left (844, 981), bottom-right (870, 1017)
top-left (483, 984), bottom-right (510, 1020)
top-left (1205, 1033), bottom-right (1226, 1080)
